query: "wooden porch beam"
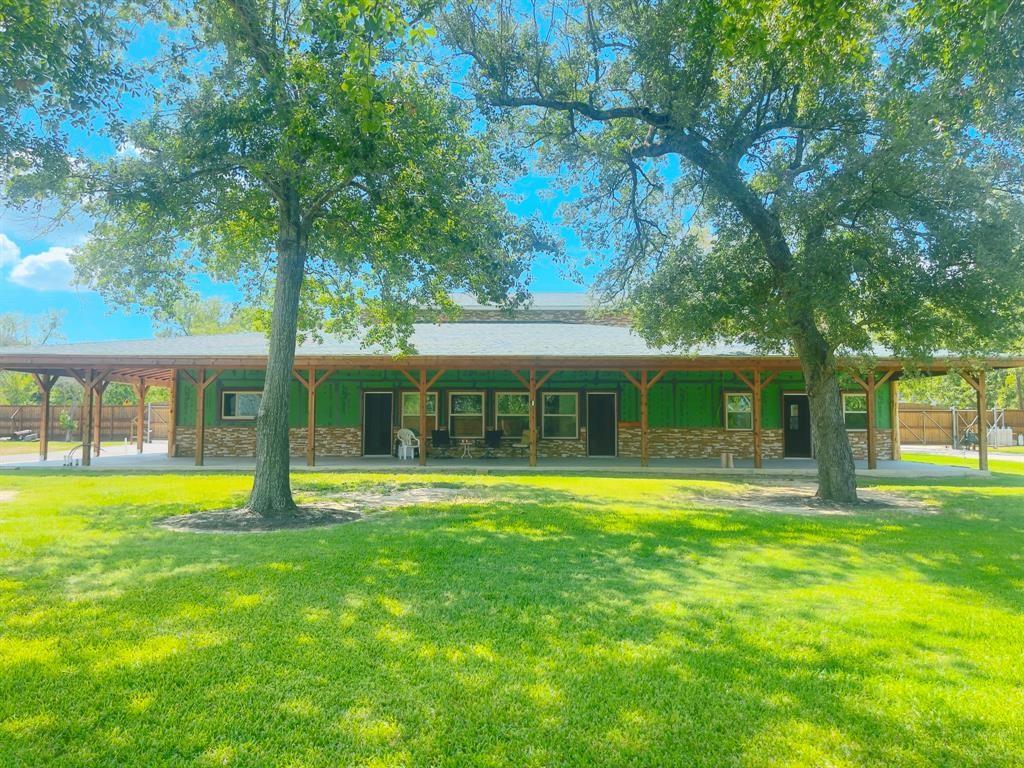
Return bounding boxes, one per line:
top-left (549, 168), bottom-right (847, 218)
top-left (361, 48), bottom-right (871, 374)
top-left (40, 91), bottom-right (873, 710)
top-left (536, 369), bottom-right (558, 389)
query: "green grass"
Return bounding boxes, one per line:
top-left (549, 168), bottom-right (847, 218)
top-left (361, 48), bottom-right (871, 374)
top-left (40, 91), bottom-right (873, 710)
top-left (992, 445), bottom-right (1024, 454)
top-left (2, 471), bottom-right (1024, 767)
top-left (0, 440), bottom-right (77, 457)
top-left (902, 449), bottom-right (1024, 475)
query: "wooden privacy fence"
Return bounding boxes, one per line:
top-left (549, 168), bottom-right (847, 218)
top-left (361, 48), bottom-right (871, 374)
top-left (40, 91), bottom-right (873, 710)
top-left (898, 403), bottom-right (1024, 446)
top-left (0, 404), bottom-right (169, 441)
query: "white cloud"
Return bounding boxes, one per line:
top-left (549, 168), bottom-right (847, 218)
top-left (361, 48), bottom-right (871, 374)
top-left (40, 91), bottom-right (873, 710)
top-left (9, 246), bottom-right (77, 291)
top-left (0, 233), bottom-right (20, 266)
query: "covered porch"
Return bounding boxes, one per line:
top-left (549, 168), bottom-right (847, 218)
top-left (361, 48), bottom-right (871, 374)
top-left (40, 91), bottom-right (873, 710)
top-left (0, 443), bottom-right (980, 477)
top-left (1, 324), bottom-right (1013, 474)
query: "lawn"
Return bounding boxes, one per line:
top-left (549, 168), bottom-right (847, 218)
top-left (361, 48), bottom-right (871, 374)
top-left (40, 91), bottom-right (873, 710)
top-left (0, 440), bottom-right (78, 457)
top-left (2, 471), bottom-right (1023, 767)
top-left (902, 449), bottom-right (1024, 476)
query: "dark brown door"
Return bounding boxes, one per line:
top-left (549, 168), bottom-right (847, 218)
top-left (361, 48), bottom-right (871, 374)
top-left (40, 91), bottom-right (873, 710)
top-left (587, 393), bottom-right (617, 456)
top-left (363, 392), bottom-right (393, 456)
top-left (783, 394), bottom-right (812, 458)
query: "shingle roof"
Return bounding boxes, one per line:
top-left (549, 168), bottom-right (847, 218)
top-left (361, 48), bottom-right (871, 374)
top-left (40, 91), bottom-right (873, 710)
top-left (0, 323), bottom-right (766, 360)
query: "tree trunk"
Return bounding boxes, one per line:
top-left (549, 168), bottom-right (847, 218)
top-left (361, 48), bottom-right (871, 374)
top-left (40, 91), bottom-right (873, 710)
top-left (247, 197), bottom-right (307, 516)
top-left (791, 326), bottom-right (859, 503)
top-left (1016, 368), bottom-right (1023, 410)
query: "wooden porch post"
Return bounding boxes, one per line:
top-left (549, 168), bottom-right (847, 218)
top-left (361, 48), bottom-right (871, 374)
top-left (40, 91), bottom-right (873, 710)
top-left (733, 369), bottom-right (777, 469)
top-left (529, 369), bottom-right (538, 466)
top-left (71, 368), bottom-right (108, 466)
top-left (865, 372), bottom-right (877, 470)
top-left (31, 374), bottom-right (57, 461)
top-left (182, 369), bottom-right (220, 466)
top-left (640, 370), bottom-right (649, 466)
top-left (977, 372), bottom-right (989, 472)
top-left (92, 382), bottom-right (102, 456)
top-left (419, 370), bottom-right (428, 466)
top-left (889, 378), bottom-right (901, 460)
top-left (751, 371), bottom-right (763, 468)
top-left (167, 370), bottom-right (177, 458)
top-left (292, 367), bottom-right (332, 466)
top-left (195, 371), bottom-right (206, 466)
top-left (958, 370), bottom-right (988, 471)
top-left (846, 369), bottom-right (894, 471)
top-left (306, 367), bottom-right (316, 466)
top-left (134, 378), bottom-right (149, 453)
top-left (399, 368), bottom-right (444, 466)
top-left (622, 370), bottom-right (666, 467)
top-left (82, 376), bottom-right (94, 466)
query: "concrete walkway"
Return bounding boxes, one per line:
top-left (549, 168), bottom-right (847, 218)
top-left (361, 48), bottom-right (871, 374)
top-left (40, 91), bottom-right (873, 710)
top-left (0, 447), bottom-right (982, 477)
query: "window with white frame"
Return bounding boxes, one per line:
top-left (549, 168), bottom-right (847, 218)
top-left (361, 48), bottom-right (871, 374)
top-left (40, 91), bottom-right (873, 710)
top-left (401, 391), bottom-right (437, 435)
top-left (495, 392), bottom-right (529, 439)
top-left (542, 392), bottom-right (578, 438)
top-left (449, 392), bottom-right (484, 438)
top-left (222, 390), bottom-right (262, 420)
top-left (843, 393), bottom-right (868, 430)
top-left (725, 392), bottom-right (753, 430)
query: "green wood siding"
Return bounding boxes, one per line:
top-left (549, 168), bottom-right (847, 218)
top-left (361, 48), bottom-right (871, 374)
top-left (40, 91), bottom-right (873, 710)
top-left (174, 367), bottom-right (892, 430)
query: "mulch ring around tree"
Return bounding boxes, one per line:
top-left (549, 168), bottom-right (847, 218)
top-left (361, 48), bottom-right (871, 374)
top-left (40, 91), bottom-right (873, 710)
top-left (154, 487), bottom-right (473, 533)
top-left (681, 479), bottom-right (938, 516)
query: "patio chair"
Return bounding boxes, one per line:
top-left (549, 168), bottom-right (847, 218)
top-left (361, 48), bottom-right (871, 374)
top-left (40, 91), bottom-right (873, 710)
top-left (483, 429), bottom-right (503, 459)
top-left (511, 431), bottom-right (529, 458)
top-left (431, 429), bottom-right (453, 458)
top-left (396, 428), bottom-right (420, 460)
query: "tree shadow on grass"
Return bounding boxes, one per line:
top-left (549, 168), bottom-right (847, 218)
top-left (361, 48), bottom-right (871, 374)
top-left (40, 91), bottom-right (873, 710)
top-left (2, 473), bottom-right (1023, 766)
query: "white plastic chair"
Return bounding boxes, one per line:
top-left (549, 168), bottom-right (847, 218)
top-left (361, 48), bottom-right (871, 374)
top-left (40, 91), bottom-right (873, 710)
top-left (396, 428), bottom-right (420, 460)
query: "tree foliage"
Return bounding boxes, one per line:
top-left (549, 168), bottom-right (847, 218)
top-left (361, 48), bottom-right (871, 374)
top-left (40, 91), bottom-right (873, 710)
top-left (0, 311), bottom-right (64, 405)
top-left (71, 0), bottom-right (547, 514)
top-left (153, 296), bottom-right (263, 337)
top-left (0, 0), bottom-right (136, 186)
top-left (446, 0), bottom-right (1024, 500)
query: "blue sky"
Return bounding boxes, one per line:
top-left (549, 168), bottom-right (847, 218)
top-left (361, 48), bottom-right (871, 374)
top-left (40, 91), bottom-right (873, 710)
top-left (0, 177), bottom-right (594, 343)
top-left (0, 22), bottom-right (596, 343)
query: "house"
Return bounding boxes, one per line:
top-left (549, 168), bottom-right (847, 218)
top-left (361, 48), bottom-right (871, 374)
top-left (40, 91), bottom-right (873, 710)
top-left (1, 294), bottom-right (1016, 469)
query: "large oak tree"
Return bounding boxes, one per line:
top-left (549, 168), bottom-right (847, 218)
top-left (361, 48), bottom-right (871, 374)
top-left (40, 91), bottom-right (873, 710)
top-left (445, 0), bottom-right (1024, 501)
top-left (73, 0), bottom-right (545, 515)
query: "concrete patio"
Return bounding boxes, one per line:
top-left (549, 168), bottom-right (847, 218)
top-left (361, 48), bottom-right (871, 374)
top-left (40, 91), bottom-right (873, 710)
top-left (0, 440), bottom-right (982, 477)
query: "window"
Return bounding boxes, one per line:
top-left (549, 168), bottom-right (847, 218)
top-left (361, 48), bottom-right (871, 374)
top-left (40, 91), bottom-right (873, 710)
top-left (222, 390), bottom-right (262, 420)
top-left (725, 392), bottom-right (753, 430)
top-left (495, 392), bottom-right (530, 439)
top-left (401, 392), bottom-right (437, 434)
top-left (449, 392), bottom-right (484, 438)
top-left (843, 393), bottom-right (868, 430)
top-left (542, 392), bottom-right (578, 438)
